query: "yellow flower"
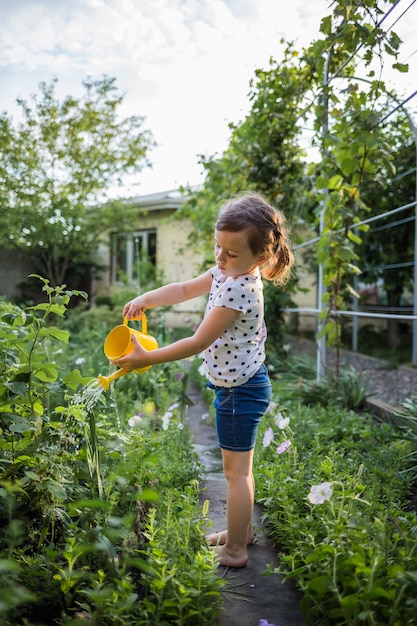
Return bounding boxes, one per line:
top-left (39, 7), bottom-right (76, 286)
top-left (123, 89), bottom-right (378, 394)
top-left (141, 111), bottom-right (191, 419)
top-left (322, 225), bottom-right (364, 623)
top-left (143, 400), bottom-right (156, 415)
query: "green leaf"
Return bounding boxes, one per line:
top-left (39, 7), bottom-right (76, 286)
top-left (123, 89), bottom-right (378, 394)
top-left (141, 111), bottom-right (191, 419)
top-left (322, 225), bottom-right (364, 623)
top-left (306, 575), bottom-right (331, 595)
top-left (63, 369), bottom-right (93, 390)
top-left (328, 175), bottom-right (343, 190)
top-left (34, 364), bottom-right (58, 383)
top-left (392, 62), bottom-right (408, 73)
top-left (340, 158), bottom-right (356, 176)
top-left (30, 303), bottom-right (67, 317)
top-left (48, 328), bottom-right (70, 343)
top-left (347, 230), bottom-right (362, 245)
top-left (7, 415), bottom-right (32, 433)
top-left (5, 381), bottom-right (27, 397)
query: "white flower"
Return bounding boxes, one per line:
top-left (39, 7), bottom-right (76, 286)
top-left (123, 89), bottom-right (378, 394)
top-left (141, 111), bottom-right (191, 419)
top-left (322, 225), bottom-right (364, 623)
top-left (198, 363), bottom-right (206, 377)
top-left (308, 482), bottom-right (333, 504)
top-left (168, 402), bottom-right (180, 411)
top-left (275, 412), bottom-right (290, 429)
top-left (262, 427), bottom-right (275, 448)
top-left (177, 423), bottom-right (184, 430)
top-left (128, 414), bottom-right (143, 428)
top-left (75, 357), bottom-right (86, 366)
top-left (162, 411), bottom-right (173, 430)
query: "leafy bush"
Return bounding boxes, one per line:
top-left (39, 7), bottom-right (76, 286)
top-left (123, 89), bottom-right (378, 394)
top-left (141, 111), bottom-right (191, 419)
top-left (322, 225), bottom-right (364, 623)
top-left (0, 276), bottom-right (221, 625)
top-left (254, 388), bottom-right (417, 625)
top-left (269, 355), bottom-right (371, 410)
top-left (391, 397), bottom-right (417, 481)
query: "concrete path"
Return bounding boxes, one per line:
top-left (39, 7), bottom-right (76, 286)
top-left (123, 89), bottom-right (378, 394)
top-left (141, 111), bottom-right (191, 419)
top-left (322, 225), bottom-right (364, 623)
top-left (187, 384), bottom-right (305, 626)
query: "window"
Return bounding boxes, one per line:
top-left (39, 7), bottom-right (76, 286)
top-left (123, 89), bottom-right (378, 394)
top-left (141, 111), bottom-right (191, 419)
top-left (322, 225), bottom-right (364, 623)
top-left (111, 230), bottom-right (156, 289)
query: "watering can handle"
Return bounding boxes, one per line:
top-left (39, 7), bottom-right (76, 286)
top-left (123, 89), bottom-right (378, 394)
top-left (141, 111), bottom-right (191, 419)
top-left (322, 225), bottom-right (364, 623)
top-left (123, 313), bottom-right (148, 334)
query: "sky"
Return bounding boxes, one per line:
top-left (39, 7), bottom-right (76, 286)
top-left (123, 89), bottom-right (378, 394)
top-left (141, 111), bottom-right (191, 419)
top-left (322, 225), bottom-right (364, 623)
top-left (0, 0), bottom-right (416, 198)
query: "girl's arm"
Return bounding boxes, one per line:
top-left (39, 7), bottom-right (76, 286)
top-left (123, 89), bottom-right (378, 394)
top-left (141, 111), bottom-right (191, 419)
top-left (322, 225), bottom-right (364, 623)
top-left (112, 305), bottom-right (239, 372)
top-left (123, 269), bottom-right (213, 319)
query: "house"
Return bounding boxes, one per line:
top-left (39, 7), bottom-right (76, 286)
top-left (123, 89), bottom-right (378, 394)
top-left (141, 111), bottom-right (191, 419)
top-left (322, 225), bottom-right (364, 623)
top-left (92, 188), bottom-right (207, 327)
top-left (0, 189), bottom-right (207, 327)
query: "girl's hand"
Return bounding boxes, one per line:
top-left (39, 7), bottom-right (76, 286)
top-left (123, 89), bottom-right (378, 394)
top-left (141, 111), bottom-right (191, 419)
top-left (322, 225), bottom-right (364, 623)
top-left (112, 335), bottom-right (151, 372)
top-left (123, 296), bottom-right (148, 320)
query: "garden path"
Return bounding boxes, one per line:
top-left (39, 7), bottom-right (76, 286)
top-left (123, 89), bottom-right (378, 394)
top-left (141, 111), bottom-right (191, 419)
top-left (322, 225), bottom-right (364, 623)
top-left (187, 384), bottom-right (305, 626)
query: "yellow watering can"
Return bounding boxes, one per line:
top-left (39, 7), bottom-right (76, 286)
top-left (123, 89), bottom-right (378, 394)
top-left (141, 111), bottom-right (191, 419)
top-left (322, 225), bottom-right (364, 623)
top-left (97, 314), bottom-right (158, 390)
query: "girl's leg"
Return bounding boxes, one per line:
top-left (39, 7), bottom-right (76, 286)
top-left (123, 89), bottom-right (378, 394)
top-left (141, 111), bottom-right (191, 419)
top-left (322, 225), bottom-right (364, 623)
top-left (205, 472), bottom-right (255, 546)
top-left (213, 448), bottom-right (254, 568)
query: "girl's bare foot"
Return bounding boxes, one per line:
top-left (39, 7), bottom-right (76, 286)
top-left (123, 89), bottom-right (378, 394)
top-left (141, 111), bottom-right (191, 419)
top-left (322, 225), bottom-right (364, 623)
top-left (206, 528), bottom-right (254, 547)
top-left (213, 544), bottom-right (248, 568)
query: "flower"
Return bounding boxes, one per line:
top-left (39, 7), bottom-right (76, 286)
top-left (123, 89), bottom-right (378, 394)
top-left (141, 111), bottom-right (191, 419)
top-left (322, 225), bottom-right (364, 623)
top-left (198, 363), bottom-right (206, 377)
top-left (259, 620), bottom-right (277, 626)
top-left (75, 357), bottom-right (86, 366)
top-left (308, 482), bottom-right (333, 504)
top-left (266, 400), bottom-right (277, 413)
top-left (128, 414), bottom-right (143, 428)
top-left (168, 402), bottom-right (180, 411)
top-left (275, 412), bottom-right (290, 429)
top-left (262, 427), bottom-right (275, 448)
top-left (276, 439), bottom-right (291, 454)
top-left (161, 410), bottom-right (173, 430)
top-left (143, 400), bottom-right (156, 415)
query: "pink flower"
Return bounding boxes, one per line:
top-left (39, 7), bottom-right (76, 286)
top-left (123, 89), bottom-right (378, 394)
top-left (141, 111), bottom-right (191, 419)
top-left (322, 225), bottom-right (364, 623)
top-left (276, 439), bottom-right (291, 454)
top-left (262, 427), bottom-right (275, 448)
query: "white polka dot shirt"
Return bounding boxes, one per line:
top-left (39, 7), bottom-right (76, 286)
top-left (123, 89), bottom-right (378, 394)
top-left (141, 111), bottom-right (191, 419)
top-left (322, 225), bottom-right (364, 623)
top-left (202, 266), bottom-right (266, 388)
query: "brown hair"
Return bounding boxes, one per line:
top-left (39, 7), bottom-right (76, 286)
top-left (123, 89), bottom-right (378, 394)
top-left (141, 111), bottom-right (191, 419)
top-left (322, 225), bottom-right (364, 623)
top-left (215, 192), bottom-right (294, 285)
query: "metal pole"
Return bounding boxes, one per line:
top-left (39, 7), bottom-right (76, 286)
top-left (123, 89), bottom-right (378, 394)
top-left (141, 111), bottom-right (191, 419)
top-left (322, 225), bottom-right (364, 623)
top-left (316, 44), bottom-right (332, 382)
top-left (413, 139), bottom-right (417, 364)
top-left (317, 208), bottom-right (326, 380)
top-left (352, 273), bottom-right (359, 352)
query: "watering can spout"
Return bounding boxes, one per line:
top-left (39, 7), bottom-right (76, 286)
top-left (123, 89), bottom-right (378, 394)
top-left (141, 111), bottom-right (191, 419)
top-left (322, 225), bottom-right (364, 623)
top-left (97, 368), bottom-right (128, 390)
top-left (97, 314), bottom-right (158, 390)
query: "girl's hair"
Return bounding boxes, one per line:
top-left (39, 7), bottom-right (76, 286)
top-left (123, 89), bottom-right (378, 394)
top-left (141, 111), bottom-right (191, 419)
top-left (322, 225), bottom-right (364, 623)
top-left (216, 192), bottom-right (294, 285)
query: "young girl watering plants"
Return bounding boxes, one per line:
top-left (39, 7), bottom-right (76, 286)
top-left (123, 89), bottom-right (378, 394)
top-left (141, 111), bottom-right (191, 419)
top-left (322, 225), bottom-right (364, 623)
top-left (113, 192), bottom-right (294, 568)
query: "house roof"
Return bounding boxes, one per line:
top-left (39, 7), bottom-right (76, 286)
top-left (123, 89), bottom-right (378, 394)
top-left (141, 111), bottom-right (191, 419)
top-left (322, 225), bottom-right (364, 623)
top-left (129, 188), bottom-right (199, 211)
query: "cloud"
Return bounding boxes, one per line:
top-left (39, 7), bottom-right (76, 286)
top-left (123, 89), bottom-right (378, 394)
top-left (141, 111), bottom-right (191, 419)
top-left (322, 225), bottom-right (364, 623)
top-left (0, 0), bottom-right (415, 194)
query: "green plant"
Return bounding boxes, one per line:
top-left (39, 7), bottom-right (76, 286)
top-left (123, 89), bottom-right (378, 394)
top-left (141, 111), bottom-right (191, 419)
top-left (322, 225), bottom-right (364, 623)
top-left (391, 397), bottom-right (417, 479)
top-left (266, 355), bottom-right (371, 410)
top-left (140, 482), bottom-right (223, 625)
top-left (254, 386), bottom-right (417, 625)
top-left (1, 279), bottom-right (223, 625)
top-left (299, 366), bottom-right (372, 410)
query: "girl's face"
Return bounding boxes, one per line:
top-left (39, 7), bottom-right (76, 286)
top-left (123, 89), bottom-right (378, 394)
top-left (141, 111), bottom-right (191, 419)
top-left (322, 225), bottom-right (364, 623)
top-left (214, 228), bottom-right (265, 278)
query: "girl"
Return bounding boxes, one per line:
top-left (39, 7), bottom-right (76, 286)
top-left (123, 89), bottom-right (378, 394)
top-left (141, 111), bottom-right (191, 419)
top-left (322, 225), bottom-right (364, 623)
top-left (113, 192), bottom-right (294, 568)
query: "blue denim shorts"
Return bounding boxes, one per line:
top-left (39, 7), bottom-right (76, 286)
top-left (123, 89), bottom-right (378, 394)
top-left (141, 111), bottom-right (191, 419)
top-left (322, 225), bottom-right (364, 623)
top-left (207, 364), bottom-right (272, 452)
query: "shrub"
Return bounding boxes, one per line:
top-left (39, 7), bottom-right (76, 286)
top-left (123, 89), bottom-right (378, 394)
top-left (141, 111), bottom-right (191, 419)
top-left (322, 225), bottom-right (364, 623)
top-left (254, 388), bottom-right (417, 625)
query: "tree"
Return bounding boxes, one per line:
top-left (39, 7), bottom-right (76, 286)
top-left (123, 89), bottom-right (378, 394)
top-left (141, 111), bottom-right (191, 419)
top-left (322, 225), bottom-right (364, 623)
top-left (177, 42), bottom-right (314, 355)
top-left (299, 0), bottom-right (411, 365)
top-left (180, 41), bottom-right (312, 251)
top-left (0, 76), bottom-right (155, 290)
top-left (360, 130), bottom-right (416, 349)
top-left (179, 0), bottom-right (413, 364)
